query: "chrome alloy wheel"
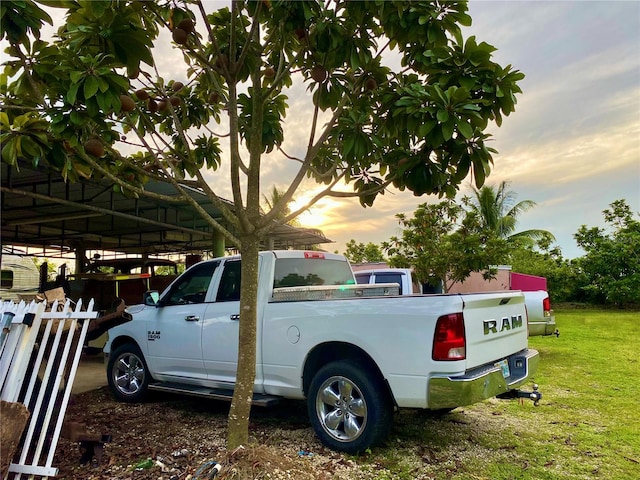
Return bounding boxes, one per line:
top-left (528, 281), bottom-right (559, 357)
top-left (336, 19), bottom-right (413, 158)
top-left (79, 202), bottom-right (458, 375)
top-left (112, 351), bottom-right (146, 397)
top-left (315, 375), bottom-right (368, 442)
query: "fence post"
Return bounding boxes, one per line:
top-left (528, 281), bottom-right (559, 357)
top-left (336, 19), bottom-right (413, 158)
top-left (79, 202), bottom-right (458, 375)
top-left (0, 298), bottom-right (97, 479)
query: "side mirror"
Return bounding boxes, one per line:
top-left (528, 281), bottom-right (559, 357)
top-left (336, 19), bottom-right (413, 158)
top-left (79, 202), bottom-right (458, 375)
top-left (144, 290), bottom-right (160, 306)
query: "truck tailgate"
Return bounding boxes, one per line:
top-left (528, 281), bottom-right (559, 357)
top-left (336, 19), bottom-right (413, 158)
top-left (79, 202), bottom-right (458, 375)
top-left (461, 291), bottom-right (528, 369)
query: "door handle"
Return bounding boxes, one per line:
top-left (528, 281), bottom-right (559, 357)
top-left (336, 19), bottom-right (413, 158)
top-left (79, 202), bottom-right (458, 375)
top-left (230, 314), bottom-right (240, 321)
top-left (185, 315), bottom-right (200, 322)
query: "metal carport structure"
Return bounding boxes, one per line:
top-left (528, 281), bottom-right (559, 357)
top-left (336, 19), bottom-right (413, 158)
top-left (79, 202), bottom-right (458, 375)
top-left (1, 160), bottom-right (332, 267)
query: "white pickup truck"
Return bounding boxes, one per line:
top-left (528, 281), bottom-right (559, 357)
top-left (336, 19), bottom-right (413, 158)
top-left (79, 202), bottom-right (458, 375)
top-left (354, 267), bottom-right (557, 337)
top-left (104, 251), bottom-right (541, 453)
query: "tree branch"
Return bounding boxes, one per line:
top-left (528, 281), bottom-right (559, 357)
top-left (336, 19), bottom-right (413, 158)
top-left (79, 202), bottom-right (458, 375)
top-left (236, 0), bottom-right (264, 70)
top-left (195, 0), bottom-right (231, 81)
top-left (277, 146), bottom-right (339, 180)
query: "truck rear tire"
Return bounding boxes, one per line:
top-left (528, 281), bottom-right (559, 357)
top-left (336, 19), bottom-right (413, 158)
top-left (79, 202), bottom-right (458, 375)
top-left (107, 343), bottom-right (150, 403)
top-left (307, 360), bottom-right (392, 453)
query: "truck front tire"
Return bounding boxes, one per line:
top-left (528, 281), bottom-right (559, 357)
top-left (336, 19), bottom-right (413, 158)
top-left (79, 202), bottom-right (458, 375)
top-left (107, 343), bottom-right (150, 403)
top-left (308, 360), bottom-right (392, 454)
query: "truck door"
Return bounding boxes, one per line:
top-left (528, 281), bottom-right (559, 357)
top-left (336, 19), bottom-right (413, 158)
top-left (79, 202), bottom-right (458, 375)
top-left (202, 258), bottom-right (264, 390)
top-left (201, 259), bottom-right (241, 387)
top-left (145, 261), bottom-right (218, 381)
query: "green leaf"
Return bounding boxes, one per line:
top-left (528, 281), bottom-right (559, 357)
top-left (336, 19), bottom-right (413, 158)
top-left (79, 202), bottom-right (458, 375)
top-left (87, 98), bottom-right (99, 117)
top-left (96, 91), bottom-right (110, 112)
top-left (350, 49), bottom-right (360, 70)
top-left (97, 77), bottom-right (110, 93)
top-left (67, 82), bottom-right (80, 104)
top-left (21, 137), bottom-right (40, 157)
top-left (433, 85), bottom-right (449, 105)
top-left (454, 156), bottom-right (471, 182)
top-left (459, 77), bottom-right (477, 90)
top-left (455, 13), bottom-right (472, 27)
top-left (458, 120), bottom-right (473, 139)
top-left (108, 74), bottom-right (130, 90)
top-left (83, 76), bottom-right (99, 99)
top-left (70, 111), bottom-right (83, 125)
top-left (417, 120), bottom-right (436, 137)
top-left (472, 155), bottom-right (489, 187)
top-left (343, 134), bottom-right (355, 158)
top-left (436, 110), bottom-right (449, 123)
top-left (1, 138), bottom-right (18, 166)
top-left (442, 120), bottom-right (454, 141)
top-left (69, 71), bottom-right (84, 84)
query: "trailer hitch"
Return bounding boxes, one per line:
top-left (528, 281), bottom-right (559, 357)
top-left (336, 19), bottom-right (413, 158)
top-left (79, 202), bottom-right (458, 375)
top-left (498, 384), bottom-right (542, 406)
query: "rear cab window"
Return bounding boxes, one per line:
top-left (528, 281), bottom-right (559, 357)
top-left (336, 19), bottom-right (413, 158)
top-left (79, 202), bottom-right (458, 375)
top-left (273, 258), bottom-right (355, 288)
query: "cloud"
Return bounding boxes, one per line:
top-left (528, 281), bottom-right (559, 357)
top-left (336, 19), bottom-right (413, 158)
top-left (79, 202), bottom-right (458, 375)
top-left (16, 1), bottom-right (640, 261)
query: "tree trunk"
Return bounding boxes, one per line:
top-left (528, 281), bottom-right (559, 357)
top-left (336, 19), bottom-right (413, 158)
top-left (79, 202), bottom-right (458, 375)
top-left (226, 238), bottom-right (260, 449)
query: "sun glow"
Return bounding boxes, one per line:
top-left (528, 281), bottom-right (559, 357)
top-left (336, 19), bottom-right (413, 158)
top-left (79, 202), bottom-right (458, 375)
top-left (288, 191), bottom-right (339, 229)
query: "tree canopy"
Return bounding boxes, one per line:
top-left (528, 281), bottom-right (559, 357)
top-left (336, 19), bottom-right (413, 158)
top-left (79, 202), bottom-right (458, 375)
top-left (383, 200), bottom-right (509, 292)
top-left (574, 199), bottom-right (640, 306)
top-left (507, 239), bottom-right (584, 303)
top-left (345, 195), bottom-right (639, 307)
top-left (1, 1), bottom-right (524, 208)
top-left (1, 0), bottom-right (524, 448)
top-left (343, 239), bottom-right (386, 264)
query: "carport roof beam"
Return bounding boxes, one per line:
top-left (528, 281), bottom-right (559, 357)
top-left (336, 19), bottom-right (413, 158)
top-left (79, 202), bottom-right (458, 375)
top-left (6, 212), bottom-right (105, 226)
top-left (1, 186), bottom-right (216, 239)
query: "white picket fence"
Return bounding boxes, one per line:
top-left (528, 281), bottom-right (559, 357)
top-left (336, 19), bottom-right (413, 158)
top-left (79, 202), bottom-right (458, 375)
top-left (1, 298), bottom-right (97, 479)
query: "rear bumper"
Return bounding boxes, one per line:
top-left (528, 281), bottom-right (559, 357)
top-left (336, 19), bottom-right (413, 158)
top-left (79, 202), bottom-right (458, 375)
top-left (528, 315), bottom-right (557, 336)
top-left (427, 348), bottom-right (539, 409)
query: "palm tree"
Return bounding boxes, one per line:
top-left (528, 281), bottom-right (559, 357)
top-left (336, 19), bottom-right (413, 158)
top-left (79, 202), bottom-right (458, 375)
top-left (466, 181), bottom-right (555, 245)
top-left (262, 186), bottom-right (300, 226)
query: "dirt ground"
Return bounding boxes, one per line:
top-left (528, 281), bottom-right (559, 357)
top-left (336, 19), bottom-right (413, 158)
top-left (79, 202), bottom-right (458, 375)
top-left (30, 354), bottom-right (528, 480)
top-left (53, 383), bottom-right (538, 480)
top-left (54, 387), bottom-right (386, 480)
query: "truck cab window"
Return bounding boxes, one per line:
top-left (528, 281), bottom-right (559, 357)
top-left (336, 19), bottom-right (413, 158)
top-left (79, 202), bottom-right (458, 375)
top-left (373, 273), bottom-right (404, 295)
top-left (273, 258), bottom-right (354, 288)
top-left (163, 261), bottom-right (218, 306)
top-left (354, 273), bottom-right (369, 285)
top-left (216, 260), bottom-right (241, 302)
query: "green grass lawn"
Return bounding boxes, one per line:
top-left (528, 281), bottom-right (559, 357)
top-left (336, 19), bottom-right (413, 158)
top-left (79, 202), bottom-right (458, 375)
top-left (523, 309), bottom-right (640, 479)
top-left (361, 309), bottom-right (640, 480)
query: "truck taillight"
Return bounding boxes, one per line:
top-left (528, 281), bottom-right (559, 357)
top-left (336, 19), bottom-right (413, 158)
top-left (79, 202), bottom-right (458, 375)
top-left (432, 313), bottom-right (466, 361)
top-left (543, 296), bottom-right (552, 317)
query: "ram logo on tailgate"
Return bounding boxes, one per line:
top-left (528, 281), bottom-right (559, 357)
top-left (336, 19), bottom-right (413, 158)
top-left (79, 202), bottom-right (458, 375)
top-left (484, 315), bottom-right (524, 335)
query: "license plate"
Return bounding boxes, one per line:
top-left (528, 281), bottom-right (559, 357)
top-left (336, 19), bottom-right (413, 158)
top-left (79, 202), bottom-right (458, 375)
top-left (495, 359), bottom-right (510, 378)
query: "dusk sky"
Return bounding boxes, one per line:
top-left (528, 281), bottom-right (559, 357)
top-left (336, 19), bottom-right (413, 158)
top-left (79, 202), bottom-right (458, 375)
top-left (312, 0), bottom-right (640, 258)
top-left (294, 0), bottom-right (640, 259)
top-left (456, 0), bottom-right (640, 259)
top-left (211, 0), bottom-right (640, 260)
top-left (36, 1), bottom-right (640, 260)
